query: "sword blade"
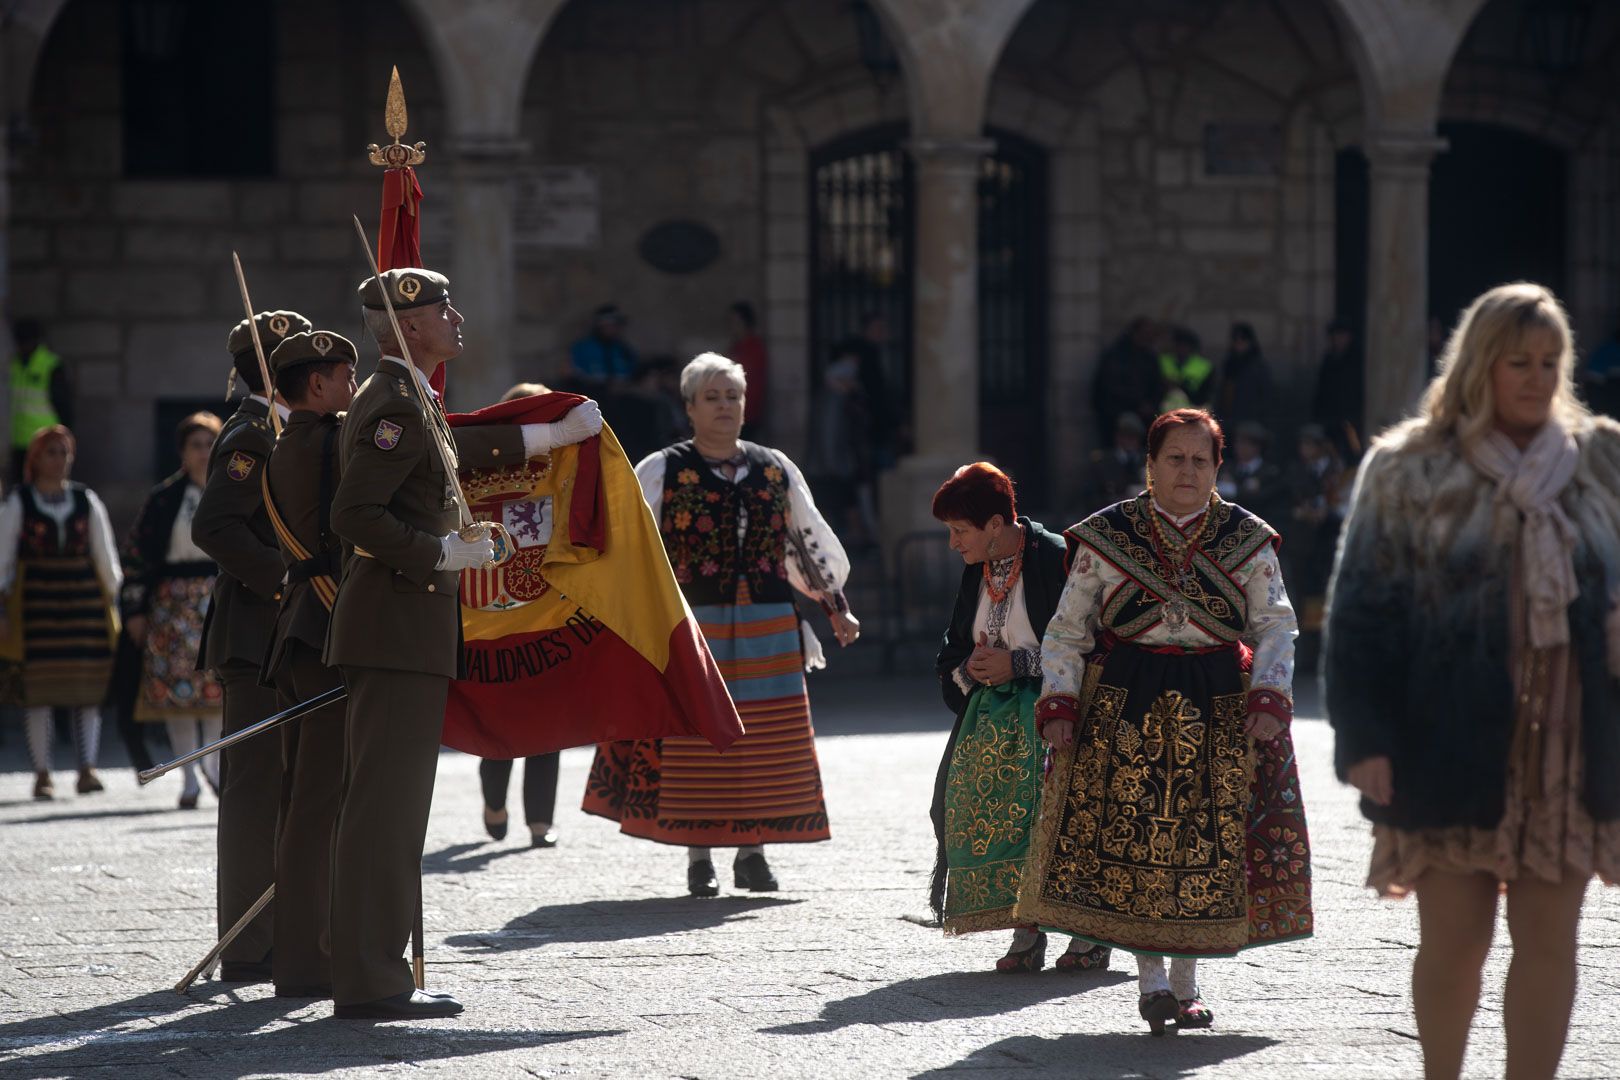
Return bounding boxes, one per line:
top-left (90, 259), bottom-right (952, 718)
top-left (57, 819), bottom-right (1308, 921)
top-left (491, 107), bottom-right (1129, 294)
top-left (137, 686), bottom-right (347, 786)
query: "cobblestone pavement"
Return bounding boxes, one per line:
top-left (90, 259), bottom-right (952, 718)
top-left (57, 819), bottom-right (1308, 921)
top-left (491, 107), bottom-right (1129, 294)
top-left (1, 674), bottom-right (1616, 1079)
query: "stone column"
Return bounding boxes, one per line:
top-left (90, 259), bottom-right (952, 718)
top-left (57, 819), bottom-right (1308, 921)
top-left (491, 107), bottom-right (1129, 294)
top-left (1363, 132), bottom-right (1446, 437)
top-left (879, 136), bottom-right (992, 552)
top-left (446, 135), bottom-right (526, 410)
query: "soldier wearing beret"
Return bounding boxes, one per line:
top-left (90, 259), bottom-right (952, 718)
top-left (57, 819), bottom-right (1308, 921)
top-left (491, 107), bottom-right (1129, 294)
top-left (326, 268), bottom-right (602, 1019)
top-left (259, 330), bottom-right (358, 999)
top-left (191, 308), bottom-right (310, 982)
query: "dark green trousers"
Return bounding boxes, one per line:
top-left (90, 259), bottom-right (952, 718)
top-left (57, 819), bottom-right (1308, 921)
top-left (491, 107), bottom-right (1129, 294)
top-left (330, 665), bottom-right (447, 1005)
top-left (271, 642), bottom-right (346, 991)
top-left (217, 661), bottom-right (282, 964)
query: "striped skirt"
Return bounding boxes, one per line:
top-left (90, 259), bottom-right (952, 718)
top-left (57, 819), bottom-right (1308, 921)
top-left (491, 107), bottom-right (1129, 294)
top-left (5, 555), bottom-right (117, 708)
top-left (583, 601), bottom-right (831, 846)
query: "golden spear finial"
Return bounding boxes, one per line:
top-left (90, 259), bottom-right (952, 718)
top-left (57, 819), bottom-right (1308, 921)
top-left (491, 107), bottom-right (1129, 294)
top-left (368, 66), bottom-right (427, 168)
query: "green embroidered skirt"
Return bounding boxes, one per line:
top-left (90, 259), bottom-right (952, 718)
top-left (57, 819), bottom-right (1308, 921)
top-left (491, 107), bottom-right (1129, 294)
top-left (942, 677), bottom-right (1043, 934)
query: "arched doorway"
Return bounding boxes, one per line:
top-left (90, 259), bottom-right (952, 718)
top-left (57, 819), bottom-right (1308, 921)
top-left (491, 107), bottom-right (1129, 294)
top-left (1428, 121), bottom-right (1567, 329)
top-left (809, 124), bottom-right (1050, 500)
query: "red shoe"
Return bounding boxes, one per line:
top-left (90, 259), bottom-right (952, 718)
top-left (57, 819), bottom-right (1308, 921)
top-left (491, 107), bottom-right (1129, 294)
top-left (1176, 996), bottom-right (1214, 1029)
top-left (1053, 943), bottom-right (1111, 972)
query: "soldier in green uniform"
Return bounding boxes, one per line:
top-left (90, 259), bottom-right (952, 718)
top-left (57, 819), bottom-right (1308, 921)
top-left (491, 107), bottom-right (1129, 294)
top-left (260, 329), bottom-right (358, 999)
top-left (326, 268), bottom-right (601, 1019)
top-left (191, 309), bottom-right (310, 982)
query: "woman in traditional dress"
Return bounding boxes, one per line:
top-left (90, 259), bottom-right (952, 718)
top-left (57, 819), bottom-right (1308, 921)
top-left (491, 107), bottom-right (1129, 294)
top-left (0, 425), bottom-right (121, 800)
top-left (584, 352), bottom-right (860, 896)
top-left (1326, 283), bottom-right (1620, 1080)
top-left (1016, 407), bottom-right (1312, 1035)
top-left (929, 462), bottom-right (1110, 974)
top-left (121, 412), bottom-right (226, 809)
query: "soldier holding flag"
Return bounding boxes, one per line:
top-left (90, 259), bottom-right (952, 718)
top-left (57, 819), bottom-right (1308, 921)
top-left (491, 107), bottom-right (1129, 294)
top-left (325, 267), bottom-right (600, 1019)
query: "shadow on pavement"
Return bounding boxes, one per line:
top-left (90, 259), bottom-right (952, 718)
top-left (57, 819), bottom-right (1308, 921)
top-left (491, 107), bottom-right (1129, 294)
top-left (0, 988), bottom-right (622, 1079)
top-left (446, 895), bottom-right (802, 954)
top-left (2, 806), bottom-right (177, 827)
top-left (910, 1031), bottom-right (1279, 1078)
top-left (423, 840), bottom-right (543, 876)
top-left (761, 968), bottom-right (1131, 1035)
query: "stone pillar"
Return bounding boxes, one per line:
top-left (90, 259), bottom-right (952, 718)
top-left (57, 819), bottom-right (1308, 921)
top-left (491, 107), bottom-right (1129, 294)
top-left (1363, 132), bottom-right (1446, 437)
top-left (446, 135), bottom-right (526, 410)
top-left (879, 136), bottom-right (992, 553)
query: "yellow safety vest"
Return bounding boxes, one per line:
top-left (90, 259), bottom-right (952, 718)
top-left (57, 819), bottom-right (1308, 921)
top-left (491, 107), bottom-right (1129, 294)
top-left (12, 346), bottom-right (62, 450)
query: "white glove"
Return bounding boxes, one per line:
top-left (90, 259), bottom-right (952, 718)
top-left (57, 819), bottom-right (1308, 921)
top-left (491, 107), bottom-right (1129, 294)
top-left (521, 399), bottom-right (604, 456)
top-left (437, 532), bottom-right (495, 572)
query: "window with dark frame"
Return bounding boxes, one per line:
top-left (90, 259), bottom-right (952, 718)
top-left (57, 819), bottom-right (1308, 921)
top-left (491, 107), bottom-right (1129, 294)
top-left (122, 0), bottom-right (276, 178)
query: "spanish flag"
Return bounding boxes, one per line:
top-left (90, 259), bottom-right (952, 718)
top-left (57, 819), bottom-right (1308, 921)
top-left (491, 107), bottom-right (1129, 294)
top-left (445, 394), bottom-right (743, 757)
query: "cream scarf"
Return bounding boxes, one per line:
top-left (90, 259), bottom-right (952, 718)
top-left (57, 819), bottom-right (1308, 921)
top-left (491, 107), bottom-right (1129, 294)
top-left (1465, 421), bottom-right (1579, 650)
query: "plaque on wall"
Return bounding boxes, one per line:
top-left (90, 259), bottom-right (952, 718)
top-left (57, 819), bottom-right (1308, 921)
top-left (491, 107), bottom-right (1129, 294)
top-left (638, 220), bottom-right (721, 275)
top-left (515, 166), bottom-right (601, 249)
top-left (1203, 123), bottom-right (1282, 177)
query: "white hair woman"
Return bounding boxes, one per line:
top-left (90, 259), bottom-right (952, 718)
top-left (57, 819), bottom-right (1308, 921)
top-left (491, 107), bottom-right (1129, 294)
top-left (584, 352), bottom-right (860, 896)
top-left (1327, 282), bottom-right (1620, 1080)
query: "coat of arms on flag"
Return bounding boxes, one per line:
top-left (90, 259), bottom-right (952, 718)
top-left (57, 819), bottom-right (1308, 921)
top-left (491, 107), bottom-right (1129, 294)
top-left (443, 392), bottom-right (744, 760)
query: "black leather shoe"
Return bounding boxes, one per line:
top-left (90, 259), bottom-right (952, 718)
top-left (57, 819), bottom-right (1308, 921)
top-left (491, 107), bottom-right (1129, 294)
top-left (334, 989), bottom-right (463, 1020)
top-left (733, 852), bottom-right (779, 892)
top-left (219, 959), bottom-right (273, 983)
top-left (483, 808), bottom-right (508, 841)
top-left (274, 984), bottom-right (332, 999)
top-left (687, 859), bottom-right (719, 897)
top-left (530, 826), bottom-right (558, 848)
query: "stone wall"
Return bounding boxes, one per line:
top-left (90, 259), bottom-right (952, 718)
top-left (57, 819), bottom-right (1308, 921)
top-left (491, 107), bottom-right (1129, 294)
top-left (995, 0), bottom-right (1361, 479)
top-left (11, 0), bottom-right (441, 525)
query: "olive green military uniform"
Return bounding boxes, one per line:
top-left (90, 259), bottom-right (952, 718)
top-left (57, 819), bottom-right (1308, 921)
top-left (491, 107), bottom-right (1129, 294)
top-left (260, 330), bottom-right (357, 995)
top-left (325, 270), bottom-right (527, 1007)
top-left (192, 309), bottom-right (310, 970)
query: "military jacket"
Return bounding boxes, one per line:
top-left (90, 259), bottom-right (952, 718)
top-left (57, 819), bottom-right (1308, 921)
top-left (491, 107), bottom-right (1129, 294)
top-left (262, 409), bottom-right (343, 680)
top-left (193, 397), bottom-right (282, 670)
top-left (324, 359), bottom-right (524, 677)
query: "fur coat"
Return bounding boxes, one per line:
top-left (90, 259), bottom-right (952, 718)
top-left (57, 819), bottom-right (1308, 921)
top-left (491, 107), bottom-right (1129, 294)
top-left (1324, 414), bottom-right (1620, 829)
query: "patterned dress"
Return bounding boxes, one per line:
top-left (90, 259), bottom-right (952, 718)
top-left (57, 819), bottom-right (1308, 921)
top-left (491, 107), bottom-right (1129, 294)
top-left (939, 551), bottom-right (1047, 933)
top-left (121, 479), bottom-right (224, 722)
top-left (582, 440), bottom-right (849, 846)
top-left (1014, 494), bottom-right (1313, 957)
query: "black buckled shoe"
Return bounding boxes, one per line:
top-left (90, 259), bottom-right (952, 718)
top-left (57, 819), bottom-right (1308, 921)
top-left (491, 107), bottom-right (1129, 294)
top-left (687, 859), bottom-right (720, 897)
top-left (334, 989), bottom-right (463, 1020)
top-left (733, 853), bottom-right (778, 892)
top-left (1175, 996), bottom-right (1214, 1030)
top-left (1139, 990), bottom-right (1180, 1037)
top-left (530, 826), bottom-right (558, 848)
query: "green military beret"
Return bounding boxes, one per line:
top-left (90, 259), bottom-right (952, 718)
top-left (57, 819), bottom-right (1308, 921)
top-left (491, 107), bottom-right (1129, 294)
top-left (269, 330), bottom-right (359, 376)
top-left (357, 268), bottom-right (450, 311)
top-left (227, 310), bottom-right (312, 359)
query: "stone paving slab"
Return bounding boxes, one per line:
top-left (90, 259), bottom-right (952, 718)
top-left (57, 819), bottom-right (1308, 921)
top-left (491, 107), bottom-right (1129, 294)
top-left (0, 676), bottom-right (1615, 1079)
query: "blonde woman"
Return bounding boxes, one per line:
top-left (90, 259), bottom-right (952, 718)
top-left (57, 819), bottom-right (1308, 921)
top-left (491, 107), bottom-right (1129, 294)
top-left (1326, 282), bottom-right (1620, 1080)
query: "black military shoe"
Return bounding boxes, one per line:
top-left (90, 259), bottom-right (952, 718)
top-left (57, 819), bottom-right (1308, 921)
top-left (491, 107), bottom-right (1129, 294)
top-left (219, 958), bottom-right (273, 983)
top-left (733, 852), bottom-right (779, 892)
top-left (334, 989), bottom-right (463, 1020)
top-left (687, 859), bottom-right (719, 897)
top-left (274, 984), bottom-right (332, 999)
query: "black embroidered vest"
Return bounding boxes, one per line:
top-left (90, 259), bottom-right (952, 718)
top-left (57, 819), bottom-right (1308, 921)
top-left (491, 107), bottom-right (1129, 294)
top-left (17, 483), bottom-right (91, 558)
top-left (657, 441), bottom-right (792, 606)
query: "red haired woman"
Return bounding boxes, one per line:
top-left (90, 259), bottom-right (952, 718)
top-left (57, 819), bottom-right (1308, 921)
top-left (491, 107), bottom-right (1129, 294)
top-left (1016, 408), bottom-right (1313, 1034)
top-left (929, 463), bottom-right (1111, 974)
top-left (0, 425), bottom-right (122, 799)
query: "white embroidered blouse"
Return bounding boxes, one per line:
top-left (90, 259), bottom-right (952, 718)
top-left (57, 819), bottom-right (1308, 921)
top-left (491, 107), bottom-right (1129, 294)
top-left (634, 448), bottom-right (851, 610)
top-left (1039, 498), bottom-right (1298, 709)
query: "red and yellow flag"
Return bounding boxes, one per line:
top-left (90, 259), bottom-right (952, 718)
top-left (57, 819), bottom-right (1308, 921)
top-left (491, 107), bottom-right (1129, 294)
top-left (444, 393), bottom-right (743, 758)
